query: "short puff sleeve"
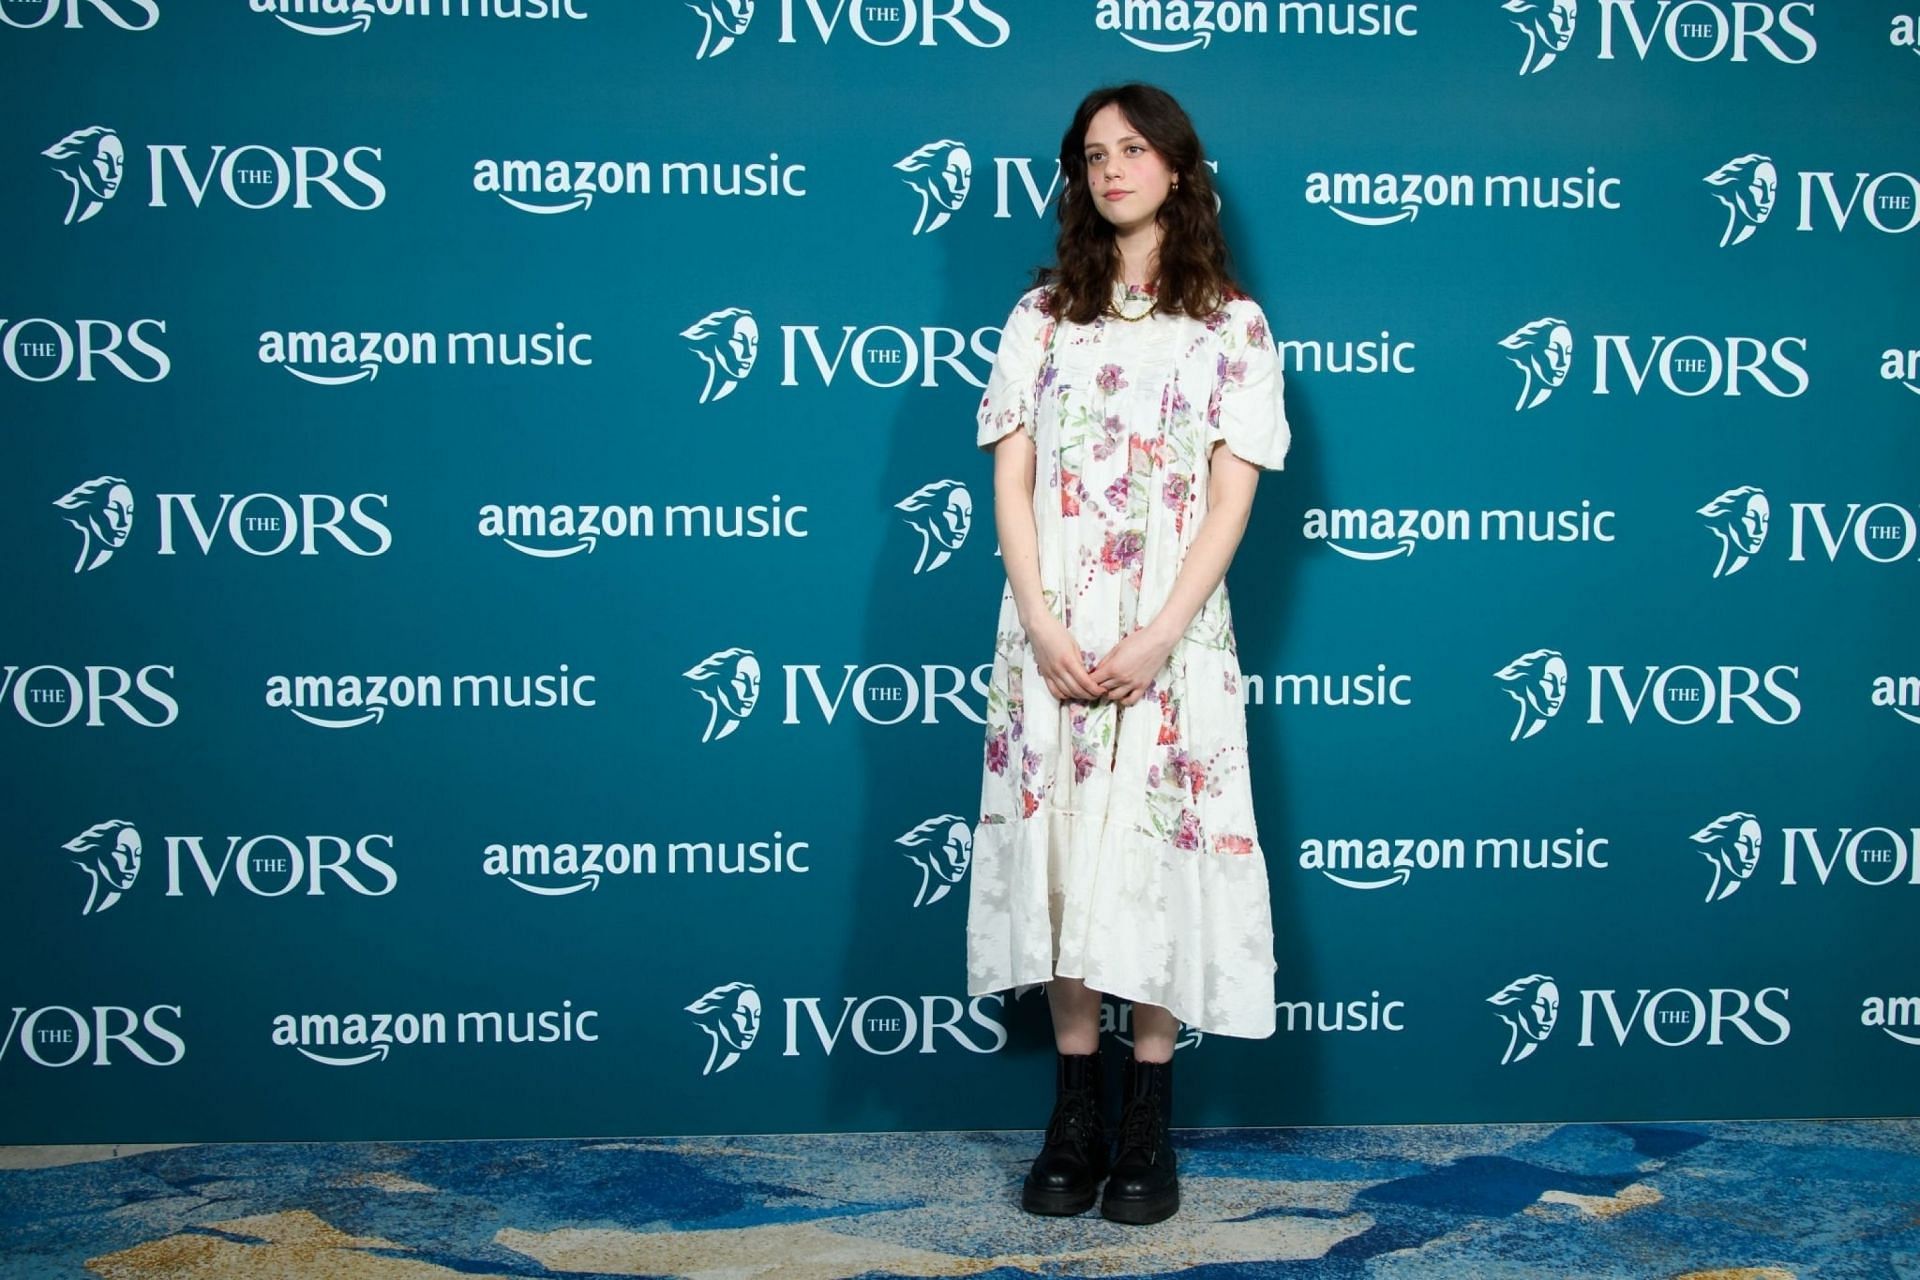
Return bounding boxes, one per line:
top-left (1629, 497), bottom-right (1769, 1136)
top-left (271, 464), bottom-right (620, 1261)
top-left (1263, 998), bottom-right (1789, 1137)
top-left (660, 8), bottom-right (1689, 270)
top-left (975, 287), bottom-right (1051, 451)
top-left (1208, 300), bottom-right (1291, 471)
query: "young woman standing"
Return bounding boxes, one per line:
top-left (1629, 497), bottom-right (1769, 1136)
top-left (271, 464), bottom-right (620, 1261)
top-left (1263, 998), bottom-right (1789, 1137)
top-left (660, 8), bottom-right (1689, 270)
top-left (968, 83), bottom-right (1292, 1225)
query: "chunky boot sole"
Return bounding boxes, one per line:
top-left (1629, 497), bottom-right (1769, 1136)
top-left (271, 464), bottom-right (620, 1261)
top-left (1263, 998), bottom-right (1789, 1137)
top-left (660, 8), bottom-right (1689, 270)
top-left (1100, 1184), bottom-right (1179, 1225)
top-left (1022, 1180), bottom-right (1098, 1216)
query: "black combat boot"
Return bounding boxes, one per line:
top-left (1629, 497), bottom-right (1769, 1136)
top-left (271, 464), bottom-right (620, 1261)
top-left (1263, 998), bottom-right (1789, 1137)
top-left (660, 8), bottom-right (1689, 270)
top-left (1100, 1055), bottom-right (1178, 1224)
top-left (1021, 1050), bottom-right (1108, 1215)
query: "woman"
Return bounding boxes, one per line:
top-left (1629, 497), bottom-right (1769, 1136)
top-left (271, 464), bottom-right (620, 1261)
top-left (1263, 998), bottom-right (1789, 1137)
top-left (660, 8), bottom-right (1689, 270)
top-left (968, 84), bottom-right (1290, 1225)
top-left (53, 475), bottom-right (135, 574)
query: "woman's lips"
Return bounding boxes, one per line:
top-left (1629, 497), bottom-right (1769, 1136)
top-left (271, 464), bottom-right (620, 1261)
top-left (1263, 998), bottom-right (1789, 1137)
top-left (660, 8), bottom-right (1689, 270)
top-left (1104, 189), bottom-right (1131, 202)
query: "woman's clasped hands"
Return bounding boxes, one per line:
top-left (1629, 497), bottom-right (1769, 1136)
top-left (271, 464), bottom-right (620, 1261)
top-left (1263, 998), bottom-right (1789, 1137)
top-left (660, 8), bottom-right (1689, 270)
top-left (1027, 615), bottom-right (1174, 708)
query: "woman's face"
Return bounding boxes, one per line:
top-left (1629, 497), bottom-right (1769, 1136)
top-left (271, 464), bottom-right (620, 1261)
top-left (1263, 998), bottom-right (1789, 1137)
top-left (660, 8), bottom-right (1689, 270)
top-left (1536, 326), bottom-right (1573, 386)
top-left (104, 827), bottom-right (142, 890)
top-left (1743, 163), bottom-right (1777, 220)
top-left (938, 488), bottom-right (973, 548)
top-left (1528, 982), bottom-right (1560, 1038)
top-left (936, 149), bottom-right (971, 211)
top-left (938, 823), bottom-right (972, 881)
top-left (724, 656), bottom-right (761, 717)
top-left (93, 484), bottom-right (134, 547)
top-left (725, 990), bottom-right (761, 1049)
top-left (86, 135), bottom-right (124, 201)
top-left (1735, 494), bottom-right (1770, 552)
top-left (716, 0), bottom-right (753, 36)
top-left (1083, 103), bottom-right (1175, 239)
top-left (1529, 658), bottom-right (1568, 718)
top-left (1544, 0), bottom-right (1575, 50)
top-left (720, 317), bottom-right (758, 379)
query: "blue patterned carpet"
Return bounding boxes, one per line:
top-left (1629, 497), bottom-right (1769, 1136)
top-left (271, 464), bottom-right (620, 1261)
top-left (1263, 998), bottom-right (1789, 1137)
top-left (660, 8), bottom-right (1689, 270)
top-left (3, 1121), bottom-right (1917, 1277)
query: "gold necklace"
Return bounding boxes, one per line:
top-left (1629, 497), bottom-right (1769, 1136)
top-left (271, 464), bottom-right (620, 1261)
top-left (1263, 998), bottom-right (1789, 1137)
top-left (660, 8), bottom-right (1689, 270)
top-left (1105, 289), bottom-right (1156, 323)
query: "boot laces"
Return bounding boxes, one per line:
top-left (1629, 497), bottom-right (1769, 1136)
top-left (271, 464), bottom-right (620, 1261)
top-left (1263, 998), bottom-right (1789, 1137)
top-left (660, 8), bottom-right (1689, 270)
top-left (1118, 1092), bottom-right (1159, 1156)
top-left (1046, 1089), bottom-right (1097, 1147)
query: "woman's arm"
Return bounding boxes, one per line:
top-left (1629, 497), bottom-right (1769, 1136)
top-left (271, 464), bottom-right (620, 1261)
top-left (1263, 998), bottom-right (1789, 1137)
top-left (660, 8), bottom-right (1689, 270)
top-left (1087, 444), bottom-right (1260, 705)
top-left (993, 430), bottom-right (1105, 704)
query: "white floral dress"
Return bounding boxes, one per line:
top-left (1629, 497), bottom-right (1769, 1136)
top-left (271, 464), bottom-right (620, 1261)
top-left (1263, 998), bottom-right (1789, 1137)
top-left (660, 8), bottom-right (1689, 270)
top-left (967, 282), bottom-right (1291, 1039)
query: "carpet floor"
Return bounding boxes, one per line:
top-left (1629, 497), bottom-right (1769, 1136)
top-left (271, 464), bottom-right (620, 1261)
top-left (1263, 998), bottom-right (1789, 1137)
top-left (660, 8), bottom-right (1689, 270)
top-left (3, 1120), bottom-right (1917, 1277)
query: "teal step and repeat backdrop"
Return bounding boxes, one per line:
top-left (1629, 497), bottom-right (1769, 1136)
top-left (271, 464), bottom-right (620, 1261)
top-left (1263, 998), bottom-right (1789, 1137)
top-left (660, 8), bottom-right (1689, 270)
top-left (3, 1), bottom-right (1917, 1143)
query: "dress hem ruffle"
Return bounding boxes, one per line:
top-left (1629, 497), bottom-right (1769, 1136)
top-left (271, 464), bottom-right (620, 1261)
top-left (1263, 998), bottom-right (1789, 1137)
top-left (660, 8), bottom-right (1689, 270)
top-left (965, 972), bottom-right (1279, 1042)
top-left (966, 810), bottom-right (1278, 1040)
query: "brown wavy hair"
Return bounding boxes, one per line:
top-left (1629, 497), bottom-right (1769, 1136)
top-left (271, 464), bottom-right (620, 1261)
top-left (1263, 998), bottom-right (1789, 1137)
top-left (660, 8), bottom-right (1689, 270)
top-left (1034, 84), bottom-right (1239, 324)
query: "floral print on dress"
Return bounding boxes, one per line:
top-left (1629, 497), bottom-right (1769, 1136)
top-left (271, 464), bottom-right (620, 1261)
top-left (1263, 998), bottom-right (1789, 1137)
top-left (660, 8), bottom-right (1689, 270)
top-left (985, 728), bottom-right (1009, 776)
top-left (1174, 809), bottom-right (1204, 851)
top-left (969, 283), bottom-right (1292, 1039)
top-left (1099, 529), bottom-right (1144, 577)
top-left (1162, 473), bottom-right (1192, 536)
